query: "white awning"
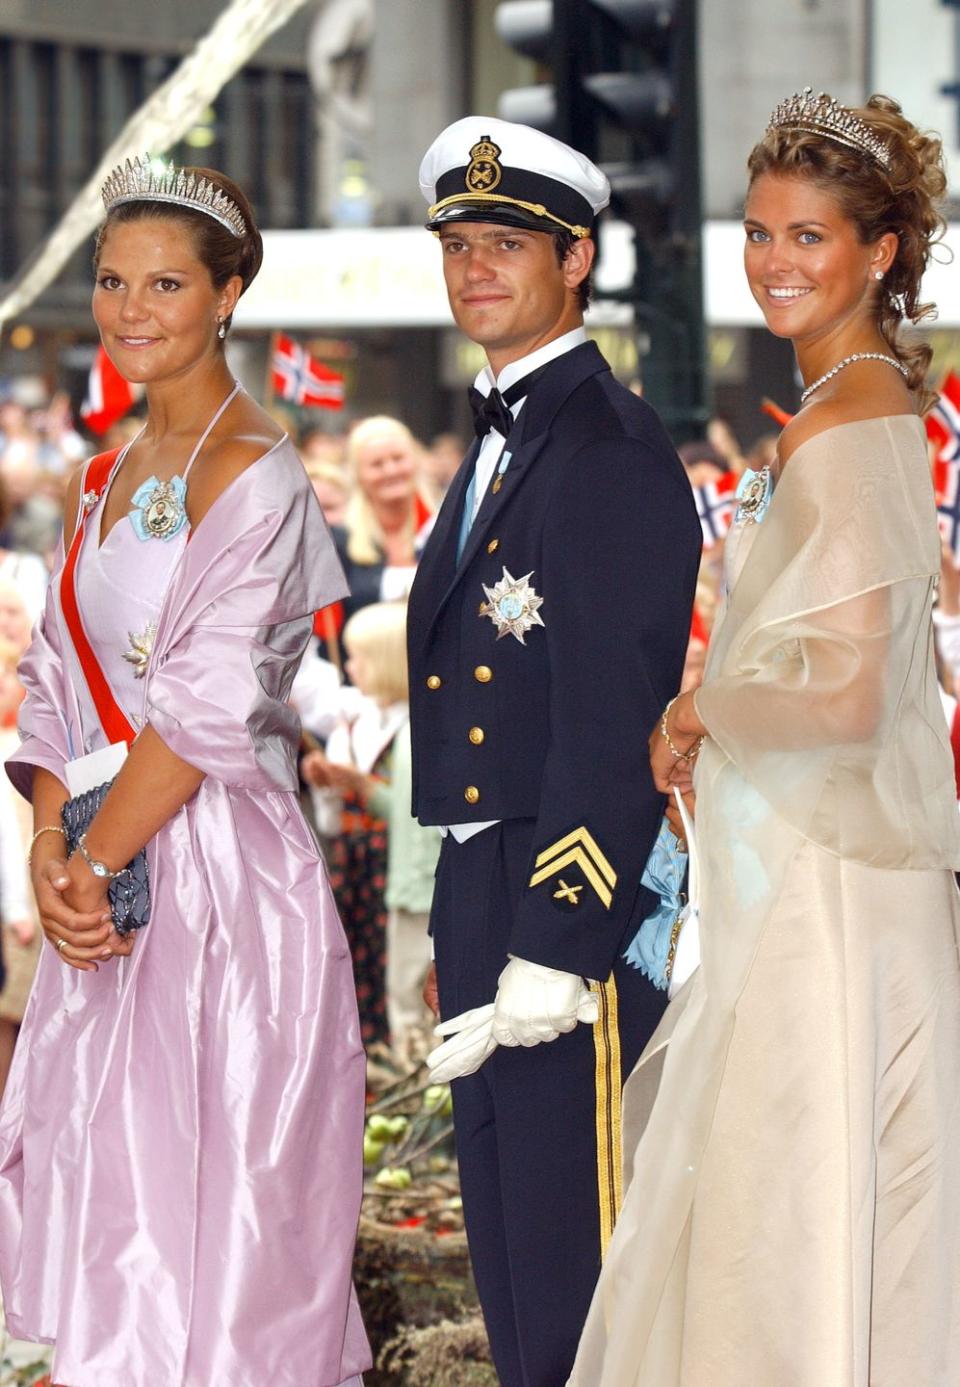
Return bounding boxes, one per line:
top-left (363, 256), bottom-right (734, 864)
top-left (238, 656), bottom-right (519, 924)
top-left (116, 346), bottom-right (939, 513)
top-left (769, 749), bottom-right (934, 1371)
top-left (233, 221), bottom-right (960, 331)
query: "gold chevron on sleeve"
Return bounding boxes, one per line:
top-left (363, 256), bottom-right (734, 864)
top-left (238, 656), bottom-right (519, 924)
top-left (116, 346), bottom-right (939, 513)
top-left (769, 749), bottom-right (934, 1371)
top-left (528, 827), bottom-right (617, 909)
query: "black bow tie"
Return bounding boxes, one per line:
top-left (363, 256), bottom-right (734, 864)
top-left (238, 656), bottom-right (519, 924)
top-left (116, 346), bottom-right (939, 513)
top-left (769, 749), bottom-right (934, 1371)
top-left (467, 363), bottom-right (552, 441)
top-left (468, 386), bottom-right (513, 440)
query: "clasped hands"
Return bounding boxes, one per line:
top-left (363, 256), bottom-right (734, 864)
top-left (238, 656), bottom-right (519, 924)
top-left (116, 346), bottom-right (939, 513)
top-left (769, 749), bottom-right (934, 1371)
top-left (426, 956), bottom-right (599, 1084)
top-left (33, 843), bottom-right (135, 973)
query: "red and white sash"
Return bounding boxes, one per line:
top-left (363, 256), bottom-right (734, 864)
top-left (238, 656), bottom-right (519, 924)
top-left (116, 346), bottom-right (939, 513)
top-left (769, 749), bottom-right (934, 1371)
top-left (60, 447), bottom-right (138, 750)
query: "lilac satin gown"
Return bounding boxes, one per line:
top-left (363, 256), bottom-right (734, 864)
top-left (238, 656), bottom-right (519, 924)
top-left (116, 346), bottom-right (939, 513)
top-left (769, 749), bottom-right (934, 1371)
top-left (0, 407), bottom-right (369, 1386)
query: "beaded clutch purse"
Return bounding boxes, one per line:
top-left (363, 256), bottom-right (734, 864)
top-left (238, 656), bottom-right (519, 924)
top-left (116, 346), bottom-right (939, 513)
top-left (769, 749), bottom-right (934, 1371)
top-left (60, 782), bottom-right (151, 935)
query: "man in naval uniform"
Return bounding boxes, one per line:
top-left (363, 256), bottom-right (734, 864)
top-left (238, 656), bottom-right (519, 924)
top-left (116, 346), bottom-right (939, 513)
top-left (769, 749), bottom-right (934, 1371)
top-left (407, 116), bottom-right (701, 1387)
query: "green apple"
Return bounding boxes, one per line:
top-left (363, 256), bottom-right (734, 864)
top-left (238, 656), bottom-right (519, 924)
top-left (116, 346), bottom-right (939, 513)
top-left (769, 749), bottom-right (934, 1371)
top-left (375, 1166), bottom-right (413, 1190)
top-left (423, 1084), bottom-right (453, 1116)
top-left (363, 1135), bottom-right (386, 1166)
top-left (366, 1114), bottom-right (394, 1140)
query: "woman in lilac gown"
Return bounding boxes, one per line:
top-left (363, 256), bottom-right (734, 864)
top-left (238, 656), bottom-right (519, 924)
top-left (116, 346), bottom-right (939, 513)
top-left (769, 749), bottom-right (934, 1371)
top-left (0, 160), bottom-right (370, 1386)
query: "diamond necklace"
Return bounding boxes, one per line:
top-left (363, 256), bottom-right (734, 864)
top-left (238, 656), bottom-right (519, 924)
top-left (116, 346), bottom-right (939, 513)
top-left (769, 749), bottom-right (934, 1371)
top-left (800, 352), bottom-right (909, 404)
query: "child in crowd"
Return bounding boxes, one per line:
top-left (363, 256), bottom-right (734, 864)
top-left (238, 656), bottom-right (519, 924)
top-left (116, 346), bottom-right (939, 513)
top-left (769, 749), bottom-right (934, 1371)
top-left (304, 602), bottom-right (437, 1049)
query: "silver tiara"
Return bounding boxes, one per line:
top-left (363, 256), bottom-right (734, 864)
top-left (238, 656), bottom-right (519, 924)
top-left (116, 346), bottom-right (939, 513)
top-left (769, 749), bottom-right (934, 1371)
top-left (767, 87), bottom-right (891, 170)
top-left (100, 156), bottom-right (247, 238)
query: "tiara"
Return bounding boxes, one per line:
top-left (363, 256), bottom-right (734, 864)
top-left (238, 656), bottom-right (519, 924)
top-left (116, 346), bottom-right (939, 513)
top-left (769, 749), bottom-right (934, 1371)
top-left (767, 87), bottom-right (891, 170)
top-left (100, 156), bottom-right (247, 238)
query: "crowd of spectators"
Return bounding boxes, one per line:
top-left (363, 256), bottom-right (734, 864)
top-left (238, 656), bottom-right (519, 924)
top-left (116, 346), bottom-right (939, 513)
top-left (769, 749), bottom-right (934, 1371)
top-left (2, 380), bottom-right (959, 1072)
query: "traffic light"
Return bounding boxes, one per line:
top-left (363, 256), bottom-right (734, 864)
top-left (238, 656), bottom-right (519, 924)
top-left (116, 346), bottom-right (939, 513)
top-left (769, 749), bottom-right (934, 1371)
top-left (494, 0), bottom-right (707, 441)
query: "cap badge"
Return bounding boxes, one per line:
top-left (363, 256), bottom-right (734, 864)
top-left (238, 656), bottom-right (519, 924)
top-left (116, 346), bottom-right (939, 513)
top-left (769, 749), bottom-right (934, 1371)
top-left (465, 136), bottom-right (503, 195)
top-left (480, 567), bottom-right (544, 644)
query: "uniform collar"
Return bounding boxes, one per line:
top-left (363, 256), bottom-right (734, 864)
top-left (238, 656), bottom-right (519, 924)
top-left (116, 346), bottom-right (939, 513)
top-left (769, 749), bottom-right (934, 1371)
top-left (472, 325), bottom-right (588, 402)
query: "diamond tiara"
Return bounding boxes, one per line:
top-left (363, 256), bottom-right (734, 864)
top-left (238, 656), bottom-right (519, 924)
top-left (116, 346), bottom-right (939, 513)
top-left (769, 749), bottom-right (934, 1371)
top-left (766, 87), bottom-right (891, 171)
top-left (100, 156), bottom-right (248, 238)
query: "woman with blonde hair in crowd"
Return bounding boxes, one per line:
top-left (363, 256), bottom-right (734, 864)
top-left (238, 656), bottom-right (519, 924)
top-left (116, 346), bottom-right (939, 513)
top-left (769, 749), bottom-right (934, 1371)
top-left (572, 89), bottom-right (960, 1387)
top-left (333, 416), bottom-right (432, 643)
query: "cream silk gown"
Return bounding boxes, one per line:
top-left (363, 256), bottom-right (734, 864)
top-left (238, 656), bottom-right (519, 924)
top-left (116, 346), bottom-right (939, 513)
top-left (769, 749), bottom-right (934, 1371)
top-left (570, 414), bottom-right (960, 1387)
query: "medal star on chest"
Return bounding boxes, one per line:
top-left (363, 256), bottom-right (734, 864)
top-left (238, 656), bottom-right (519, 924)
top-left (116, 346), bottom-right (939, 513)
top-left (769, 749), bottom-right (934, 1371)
top-left (480, 568), bottom-right (544, 644)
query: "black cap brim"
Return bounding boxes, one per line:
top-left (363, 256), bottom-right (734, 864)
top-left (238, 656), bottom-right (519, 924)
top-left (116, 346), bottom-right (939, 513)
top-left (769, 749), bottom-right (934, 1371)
top-left (426, 201), bottom-right (573, 236)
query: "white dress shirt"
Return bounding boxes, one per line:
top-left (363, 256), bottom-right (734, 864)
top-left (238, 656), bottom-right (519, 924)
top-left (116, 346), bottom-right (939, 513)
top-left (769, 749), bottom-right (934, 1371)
top-left (443, 326), bottom-right (588, 845)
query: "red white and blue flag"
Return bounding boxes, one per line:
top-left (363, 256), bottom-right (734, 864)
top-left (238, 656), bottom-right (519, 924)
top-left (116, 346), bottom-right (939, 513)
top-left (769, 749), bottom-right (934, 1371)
top-left (694, 472), bottom-right (737, 549)
top-left (931, 372), bottom-right (960, 558)
top-left (929, 370), bottom-right (960, 468)
top-left (271, 334), bottom-right (345, 409)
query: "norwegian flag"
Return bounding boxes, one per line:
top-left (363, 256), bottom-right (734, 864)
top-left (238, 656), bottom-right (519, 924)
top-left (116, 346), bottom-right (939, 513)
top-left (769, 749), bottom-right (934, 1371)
top-left (929, 371), bottom-right (960, 493)
top-left (694, 472), bottom-right (737, 549)
top-left (80, 345), bottom-right (135, 436)
top-left (938, 450), bottom-right (960, 560)
top-left (930, 374), bottom-right (960, 558)
top-left (271, 334), bottom-right (345, 409)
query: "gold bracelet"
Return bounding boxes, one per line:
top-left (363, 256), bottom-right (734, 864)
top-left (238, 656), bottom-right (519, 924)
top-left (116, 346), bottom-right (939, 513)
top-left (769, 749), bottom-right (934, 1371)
top-left (660, 698), bottom-right (704, 762)
top-left (27, 824), bottom-right (66, 864)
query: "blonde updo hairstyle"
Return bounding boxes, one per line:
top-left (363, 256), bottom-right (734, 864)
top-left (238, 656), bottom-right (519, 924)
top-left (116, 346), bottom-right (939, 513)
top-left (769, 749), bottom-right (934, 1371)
top-left (748, 94), bottom-right (947, 412)
top-left (94, 167), bottom-right (263, 334)
top-left (343, 415), bottom-right (424, 566)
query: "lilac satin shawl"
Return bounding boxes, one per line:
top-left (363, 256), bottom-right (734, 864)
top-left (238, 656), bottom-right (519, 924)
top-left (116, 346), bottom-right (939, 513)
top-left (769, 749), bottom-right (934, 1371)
top-left (8, 437), bottom-right (347, 798)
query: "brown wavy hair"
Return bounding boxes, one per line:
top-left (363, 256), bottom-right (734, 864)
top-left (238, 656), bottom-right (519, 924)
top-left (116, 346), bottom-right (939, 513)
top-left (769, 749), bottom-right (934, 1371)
top-left (94, 166), bottom-right (263, 333)
top-left (747, 94), bottom-right (947, 413)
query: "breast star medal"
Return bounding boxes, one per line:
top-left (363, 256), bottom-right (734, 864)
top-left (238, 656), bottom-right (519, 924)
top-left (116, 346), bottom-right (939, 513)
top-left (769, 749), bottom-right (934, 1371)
top-left (734, 466), bottom-right (772, 525)
top-left (480, 568), bottom-right (545, 644)
top-left (128, 475), bottom-right (188, 541)
top-left (122, 621), bottom-right (157, 679)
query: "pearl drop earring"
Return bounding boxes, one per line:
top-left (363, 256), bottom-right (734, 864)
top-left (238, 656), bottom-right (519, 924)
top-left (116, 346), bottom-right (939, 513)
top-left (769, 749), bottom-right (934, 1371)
top-left (874, 271), bottom-right (884, 281)
top-left (217, 318), bottom-right (226, 339)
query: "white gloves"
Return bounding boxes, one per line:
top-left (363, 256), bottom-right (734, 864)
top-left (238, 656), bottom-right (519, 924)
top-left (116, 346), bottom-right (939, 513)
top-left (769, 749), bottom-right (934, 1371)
top-left (426, 1003), bottom-right (497, 1085)
top-left (426, 958), bottom-right (599, 1084)
top-left (492, 956), bottom-right (598, 1046)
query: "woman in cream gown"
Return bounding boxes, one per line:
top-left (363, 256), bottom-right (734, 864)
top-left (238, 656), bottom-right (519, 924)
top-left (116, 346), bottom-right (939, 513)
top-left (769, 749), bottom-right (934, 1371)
top-left (570, 92), bottom-right (960, 1387)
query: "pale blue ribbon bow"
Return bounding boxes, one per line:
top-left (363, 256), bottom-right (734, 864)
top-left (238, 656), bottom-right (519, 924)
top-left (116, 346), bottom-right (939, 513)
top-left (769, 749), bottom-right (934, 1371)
top-left (623, 816), bottom-right (688, 990)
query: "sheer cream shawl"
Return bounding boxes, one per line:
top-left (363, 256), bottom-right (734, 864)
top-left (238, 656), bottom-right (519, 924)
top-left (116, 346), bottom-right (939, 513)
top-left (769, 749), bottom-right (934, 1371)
top-left (569, 414), bottom-right (960, 1386)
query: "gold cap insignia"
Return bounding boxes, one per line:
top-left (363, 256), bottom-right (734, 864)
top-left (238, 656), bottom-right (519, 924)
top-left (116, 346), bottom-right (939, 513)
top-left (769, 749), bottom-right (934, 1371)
top-left (465, 136), bottom-right (503, 194)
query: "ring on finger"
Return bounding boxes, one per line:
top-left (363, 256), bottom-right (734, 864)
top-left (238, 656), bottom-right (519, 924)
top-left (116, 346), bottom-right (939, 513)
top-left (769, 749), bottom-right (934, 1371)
top-left (56, 937), bottom-right (69, 956)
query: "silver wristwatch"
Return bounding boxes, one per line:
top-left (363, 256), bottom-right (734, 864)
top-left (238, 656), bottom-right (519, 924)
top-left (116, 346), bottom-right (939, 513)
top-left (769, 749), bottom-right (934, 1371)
top-left (76, 833), bottom-right (126, 880)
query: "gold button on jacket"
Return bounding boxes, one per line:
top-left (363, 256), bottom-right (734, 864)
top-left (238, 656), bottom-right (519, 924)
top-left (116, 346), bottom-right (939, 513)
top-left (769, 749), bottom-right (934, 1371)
top-left (426, 675), bottom-right (442, 690)
top-left (469, 726), bottom-right (485, 745)
top-left (474, 665), bottom-right (493, 683)
top-left (487, 538), bottom-right (500, 554)
top-left (464, 785), bottom-right (480, 804)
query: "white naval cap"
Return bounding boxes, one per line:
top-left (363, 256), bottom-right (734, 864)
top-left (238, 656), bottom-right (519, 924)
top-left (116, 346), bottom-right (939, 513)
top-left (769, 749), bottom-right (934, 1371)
top-left (419, 116), bottom-right (610, 240)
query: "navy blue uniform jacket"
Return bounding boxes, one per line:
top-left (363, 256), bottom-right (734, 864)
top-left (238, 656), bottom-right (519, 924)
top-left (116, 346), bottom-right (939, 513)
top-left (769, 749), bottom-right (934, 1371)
top-left (407, 341), bottom-right (701, 981)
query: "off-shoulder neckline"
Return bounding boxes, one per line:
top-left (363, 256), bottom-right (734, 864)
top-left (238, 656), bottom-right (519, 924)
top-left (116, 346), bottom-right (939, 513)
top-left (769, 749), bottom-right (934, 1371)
top-left (778, 412), bottom-right (924, 475)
